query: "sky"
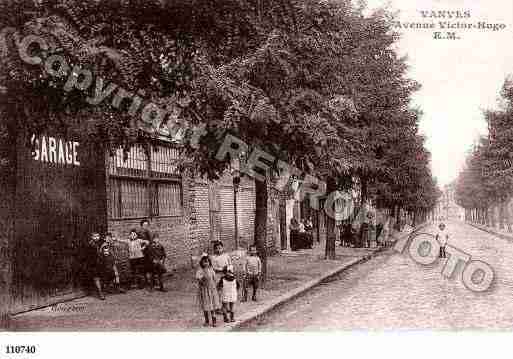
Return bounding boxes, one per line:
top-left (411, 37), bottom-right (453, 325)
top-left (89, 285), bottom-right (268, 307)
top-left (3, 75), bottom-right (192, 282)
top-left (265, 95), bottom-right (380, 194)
top-left (363, 0), bottom-right (513, 186)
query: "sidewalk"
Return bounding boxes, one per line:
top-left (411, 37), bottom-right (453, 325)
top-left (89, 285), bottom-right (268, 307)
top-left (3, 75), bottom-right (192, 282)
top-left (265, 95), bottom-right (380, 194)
top-left (8, 238), bottom-right (395, 331)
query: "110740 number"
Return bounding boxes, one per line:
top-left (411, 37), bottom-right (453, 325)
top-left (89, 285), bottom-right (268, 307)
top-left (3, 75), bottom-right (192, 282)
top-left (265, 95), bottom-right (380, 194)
top-left (5, 345), bottom-right (37, 354)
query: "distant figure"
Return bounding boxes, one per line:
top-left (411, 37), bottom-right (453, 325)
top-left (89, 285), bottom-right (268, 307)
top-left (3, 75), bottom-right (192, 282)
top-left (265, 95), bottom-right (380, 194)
top-left (304, 217), bottom-right (314, 245)
top-left (289, 218), bottom-right (300, 251)
top-left (376, 222), bottom-right (384, 245)
top-left (340, 219), bottom-right (353, 247)
top-left (436, 223), bottom-right (448, 258)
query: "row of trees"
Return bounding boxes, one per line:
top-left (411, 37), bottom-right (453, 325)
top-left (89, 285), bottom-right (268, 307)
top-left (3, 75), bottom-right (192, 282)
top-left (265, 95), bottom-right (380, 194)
top-left (0, 0), bottom-right (440, 275)
top-left (455, 77), bottom-right (513, 228)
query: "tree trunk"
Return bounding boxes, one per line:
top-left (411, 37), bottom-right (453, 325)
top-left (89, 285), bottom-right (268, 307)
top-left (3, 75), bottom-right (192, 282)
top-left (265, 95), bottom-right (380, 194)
top-left (395, 205), bottom-right (401, 230)
top-left (324, 177), bottom-right (338, 260)
top-left (254, 179), bottom-right (268, 281)
top-left (506, 198), bottom-right (512, 232)
top-left (499, 200), bottom-right (505, 230)
top-left (325, 213), bottom-right (336, 259)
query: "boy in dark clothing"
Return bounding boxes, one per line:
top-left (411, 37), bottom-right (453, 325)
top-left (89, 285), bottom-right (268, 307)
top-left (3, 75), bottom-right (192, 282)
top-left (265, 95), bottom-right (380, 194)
top-left (145, 234), bottom-right (167, 292)
top-left (98, 243), bottom-right (126, 298)
top-left (137, 219), bottom-right (152, 243)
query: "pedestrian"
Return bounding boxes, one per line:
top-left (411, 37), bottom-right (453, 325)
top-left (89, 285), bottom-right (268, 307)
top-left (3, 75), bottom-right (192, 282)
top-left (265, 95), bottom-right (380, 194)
top-left (145, 233), bottom-right (167, 292)
top-left (217, 264), bottom-right (240, 323)
top-left (128, 228), bottom-right (149, 289)
top-left (376, 222), bottom-right (384, 245)
top-left (297, 219), bottom-right (307, 249)
top-left (289, 218), bottom-right (300, 251)
top-left (242, 244), bottom-right (262, 302)
top-left (196, 254), bottom-right (220, 327)
top-left (98, 242), bottom-right (126, 298)
top-left (359, 221), bottom-right (369, 248)
top-left (436, 222), bottom-right (448, 258)
top-left (340, 219), bottom-right (353, 247)
top-left (304, 217), bottom-right (314, 247)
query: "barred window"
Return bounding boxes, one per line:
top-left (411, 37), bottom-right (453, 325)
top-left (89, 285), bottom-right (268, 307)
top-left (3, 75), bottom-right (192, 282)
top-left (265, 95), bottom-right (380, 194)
top-left (109, 145), bottom-right (147, 177)
top-left (151, 146), bottom-right (180, 178)
top-left (152, 182), bottom-right (182, 216)
top-left (108, 142), bottom-right (183, 219)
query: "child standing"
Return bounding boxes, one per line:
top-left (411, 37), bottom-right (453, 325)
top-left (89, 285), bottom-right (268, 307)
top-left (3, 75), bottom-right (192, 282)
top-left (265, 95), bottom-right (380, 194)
top-left (196, 254), bottom-right (220, 327)
top-left (145, 233), bottom-right (167, 292)
top-left (128, 229), bottom-right (149, 289)
top-left (217, 265), bottom-right (240, 323)
top-left (242, 245), bottom-right (262, 302)
top-left (211, 241), bottom-right (232, 284)
top-left (98, 242), bottom-right (126, 297)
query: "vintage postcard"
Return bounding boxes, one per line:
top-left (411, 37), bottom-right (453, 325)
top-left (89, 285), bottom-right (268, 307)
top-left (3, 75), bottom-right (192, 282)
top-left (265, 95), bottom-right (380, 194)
top-left (1, 0), bottom-right (513, 356)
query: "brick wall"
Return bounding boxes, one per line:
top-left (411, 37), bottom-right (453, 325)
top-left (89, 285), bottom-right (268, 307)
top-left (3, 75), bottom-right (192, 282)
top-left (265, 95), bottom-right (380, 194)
top-left (189, 177), bottom-right (212, 257)
top-left (105, 169), bottom-right (281, 274)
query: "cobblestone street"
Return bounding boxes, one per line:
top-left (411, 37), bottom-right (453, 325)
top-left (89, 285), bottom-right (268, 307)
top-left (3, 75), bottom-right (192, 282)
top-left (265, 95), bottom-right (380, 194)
top-left (241, 221), bottom-right (513, 330)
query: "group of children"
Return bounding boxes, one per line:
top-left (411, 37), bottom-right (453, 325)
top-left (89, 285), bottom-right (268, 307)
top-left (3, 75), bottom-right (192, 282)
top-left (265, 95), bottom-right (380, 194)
top-left (87, 219), bottom-right (168, 300)
top-left (127, 220), bottom-right (168, 293)
top-left (196, 241), bottom-right (262, 327)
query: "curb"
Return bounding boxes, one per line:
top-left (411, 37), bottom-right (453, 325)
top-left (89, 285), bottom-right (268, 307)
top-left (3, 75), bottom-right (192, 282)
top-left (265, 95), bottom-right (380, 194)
top-left (226, 251), bottom-right (381, 331)
top-left (226, 257), bottom-right (366, 331)
top-left (467, 221), bottom-right (513, 242)
top-left (226, 223), bottom-right (428, 331)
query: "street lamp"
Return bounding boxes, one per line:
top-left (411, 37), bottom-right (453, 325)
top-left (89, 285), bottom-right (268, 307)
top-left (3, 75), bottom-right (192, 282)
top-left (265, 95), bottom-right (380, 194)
top-left (231, 153), bottom-right (245, 249)
top-left (233, 175), bottom-right (241, 249)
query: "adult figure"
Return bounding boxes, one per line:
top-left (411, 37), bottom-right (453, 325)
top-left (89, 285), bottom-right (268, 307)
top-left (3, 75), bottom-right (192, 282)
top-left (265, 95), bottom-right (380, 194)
top-left (303, 217), bottom-right (314, 248)
top-left (376, 221), bottom-right (384, 244)
top-left (359, 216), bottom-right (369, 248)
top-left (340, 219), bottom-right (353, 247)
top-left (289, 218), bottom-right (300, 251)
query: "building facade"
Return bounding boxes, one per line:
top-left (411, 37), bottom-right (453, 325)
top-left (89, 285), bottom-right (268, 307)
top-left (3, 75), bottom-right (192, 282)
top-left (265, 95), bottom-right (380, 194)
top-left (7, 131), bottom-right (285, 313)
top-left (436, 182), bottom-right (464, 221)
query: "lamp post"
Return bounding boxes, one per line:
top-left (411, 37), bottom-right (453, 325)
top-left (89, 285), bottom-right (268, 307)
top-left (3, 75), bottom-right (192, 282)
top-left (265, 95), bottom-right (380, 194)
top-left (233, 175), bottom-right (241, 249)
top-left (231, 152), bottom-right (245, 249)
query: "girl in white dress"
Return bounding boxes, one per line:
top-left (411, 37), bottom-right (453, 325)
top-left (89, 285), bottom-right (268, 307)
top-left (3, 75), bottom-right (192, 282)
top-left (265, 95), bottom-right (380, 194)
top-left (217, 265), bottom-right (240, 323)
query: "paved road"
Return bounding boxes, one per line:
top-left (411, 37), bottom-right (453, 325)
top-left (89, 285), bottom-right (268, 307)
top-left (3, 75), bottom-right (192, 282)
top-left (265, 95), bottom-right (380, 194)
top-left (240, 221), bottom-right (513, 330)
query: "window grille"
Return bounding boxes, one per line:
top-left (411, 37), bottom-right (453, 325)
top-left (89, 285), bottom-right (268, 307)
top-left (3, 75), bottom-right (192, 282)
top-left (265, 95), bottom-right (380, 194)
top-left (108, 142), bottom-right (183, 219)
